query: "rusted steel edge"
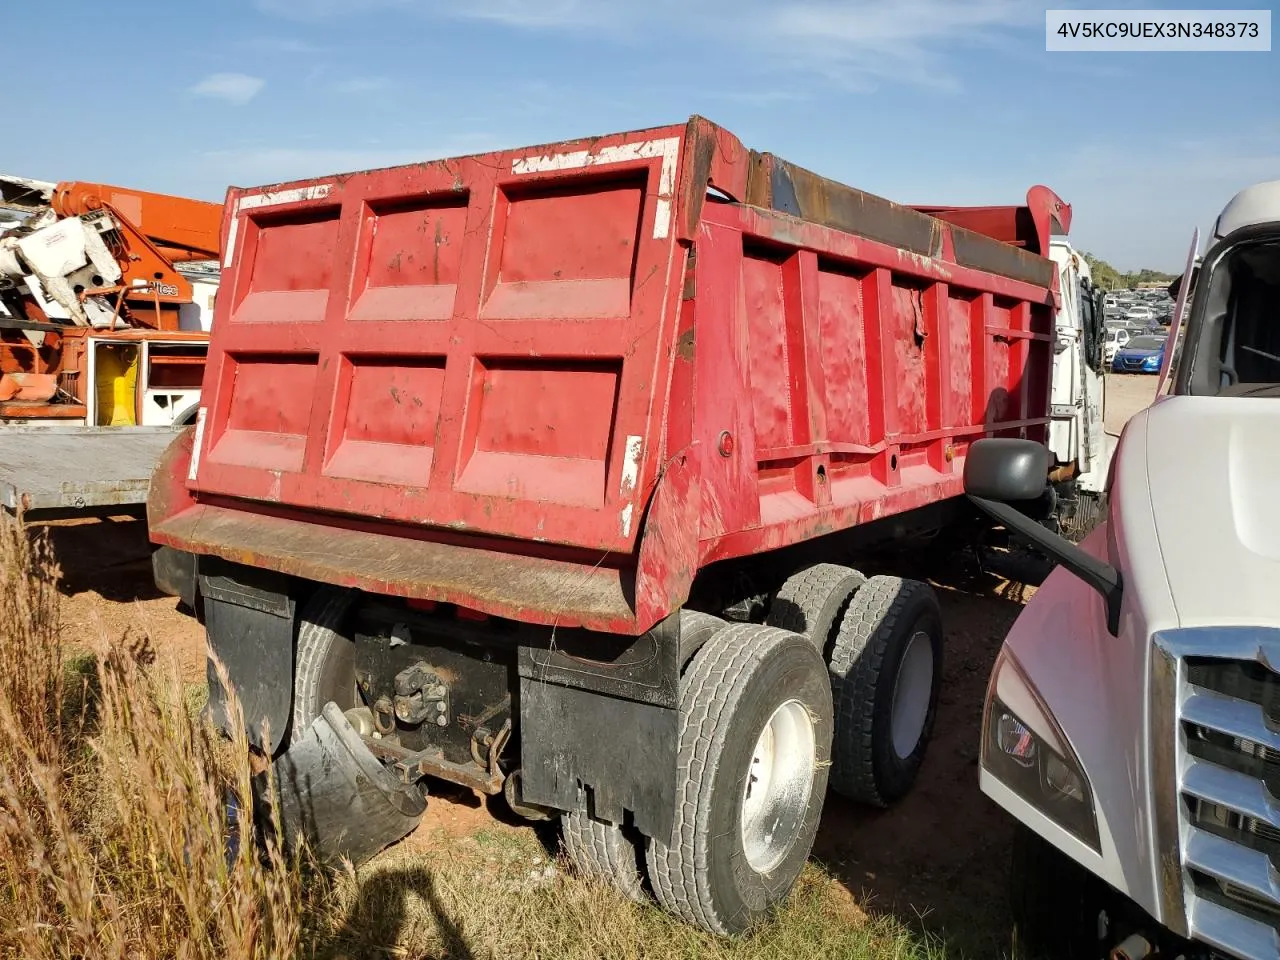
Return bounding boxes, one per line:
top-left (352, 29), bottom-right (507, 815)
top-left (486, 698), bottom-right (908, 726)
top-left (149, 428), bottom-right (694, 637)
top-left (364, 738), bottom-right (503, 795)
top-left (725, 205), bottom-right (1057, 308)
top-left (913, 186), bottom-right (1072, 261)
top-left (151, 503), bottom-right (644, 632)
top-left (737, 147), bottom-right (1055, 290)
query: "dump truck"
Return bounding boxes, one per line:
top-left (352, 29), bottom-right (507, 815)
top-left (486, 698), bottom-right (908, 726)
top-left (0, 176), bottom-right (220, 516)
top-left (963, 180), bottom-right (1280, 960)
top-left (149, 116), bottom-right (1089, 935)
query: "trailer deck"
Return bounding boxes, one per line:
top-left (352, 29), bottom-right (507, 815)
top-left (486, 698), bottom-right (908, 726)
top-left (0, 424), bottom-right (180, 515)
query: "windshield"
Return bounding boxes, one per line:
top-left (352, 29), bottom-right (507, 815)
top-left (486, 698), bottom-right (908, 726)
top-left (1180, 237), bottom-right (1280, 396)
top-left (1126, 336), bottom-right (1163, 350)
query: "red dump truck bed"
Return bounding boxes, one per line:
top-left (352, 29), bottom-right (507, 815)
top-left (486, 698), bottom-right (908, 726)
top-left (149, 116), bottom-right (1066, 635)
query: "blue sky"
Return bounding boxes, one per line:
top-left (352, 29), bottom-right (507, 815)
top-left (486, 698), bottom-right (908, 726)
top-left (8, 0), bottom-right (1277, 270)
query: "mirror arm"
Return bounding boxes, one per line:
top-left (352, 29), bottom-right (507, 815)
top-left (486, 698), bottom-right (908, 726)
top-left (969, 495), bottom-right (1123, 635)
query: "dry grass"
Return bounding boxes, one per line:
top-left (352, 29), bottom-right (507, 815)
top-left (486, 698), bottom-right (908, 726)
top-left (0, 516), bottom-right (304, 959)
top-left (0, 514), bottom-right (955, 959)
top-left (318, 828), bottom-right (948, 960)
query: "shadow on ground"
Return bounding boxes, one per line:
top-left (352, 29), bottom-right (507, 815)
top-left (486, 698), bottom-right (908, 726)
top-left (37, 514), bottom-right (165, 603)
top-left (317, 863), bottom-right (476, 960)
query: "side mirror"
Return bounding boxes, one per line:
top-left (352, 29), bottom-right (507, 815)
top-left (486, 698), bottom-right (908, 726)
top-left (964, 438), bottom-right (1123, 635)
top-left (962, 438), bottom-right (1051, 502)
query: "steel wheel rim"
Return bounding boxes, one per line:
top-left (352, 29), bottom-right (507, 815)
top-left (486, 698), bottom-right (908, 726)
top-left (890, 630), bottom-right (934, 760)
top-left (740, 699), bottom-right (816, 874)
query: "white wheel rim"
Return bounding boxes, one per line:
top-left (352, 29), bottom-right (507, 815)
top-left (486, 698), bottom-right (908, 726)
top-left (740, 699), bottom-right (816, 874)
top-left (890, 630), bottom-right (935, 760)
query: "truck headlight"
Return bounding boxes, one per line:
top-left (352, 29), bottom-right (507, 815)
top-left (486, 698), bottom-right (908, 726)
top-left (982, 649), bottom-right (1100, 851)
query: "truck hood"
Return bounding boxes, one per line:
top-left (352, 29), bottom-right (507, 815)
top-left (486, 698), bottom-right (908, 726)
top-left (1143, 395), bottom-right (1280, 627)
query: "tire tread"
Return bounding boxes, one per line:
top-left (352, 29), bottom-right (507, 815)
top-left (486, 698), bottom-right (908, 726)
top-left (827, 575), bottom-right (940, 806)
top-left (765, 563), bottom-right (865, 654)
top-left (648, 623), bottom-right (824, 934)
top-left (291, 588), bottom-right (356, 741)
top-left (562, 811), bottom-right (648, 903)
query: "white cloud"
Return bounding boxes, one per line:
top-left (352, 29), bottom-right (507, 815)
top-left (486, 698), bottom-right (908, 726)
top-left (253, 0), bottom-right (366, 17)
top-left (754, 0), bottom-right (1038, 90)
top-left (252, 0), bottom-right (1045, 88)
top-left (190, 73), bottom-right (265, 105)
top-left (448, 0), bottom-right (612, 28)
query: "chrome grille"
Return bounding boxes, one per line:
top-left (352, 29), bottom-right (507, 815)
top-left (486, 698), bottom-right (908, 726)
top-left (1225, 881), bottom-right (1280, 918)
top-left (1154, 631), bottom-right (1280, 960)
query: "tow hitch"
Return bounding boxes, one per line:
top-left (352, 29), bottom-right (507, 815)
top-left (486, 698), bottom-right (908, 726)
top-left (260, 702), bottom-right (427, 866)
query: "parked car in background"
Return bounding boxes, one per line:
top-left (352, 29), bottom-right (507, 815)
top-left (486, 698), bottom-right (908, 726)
top-left (1111, 334), bottom-right (1166, 373)
top-left (1103, 327), bottom-right (1130, 364)
top-left (1124, 304), bottom-right (1155, 323)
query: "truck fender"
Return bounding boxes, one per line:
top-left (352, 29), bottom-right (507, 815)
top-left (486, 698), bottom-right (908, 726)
top-left (148, 425), bottom-right (201, 611)
top-left (147, 424), bottom-right (197, 530)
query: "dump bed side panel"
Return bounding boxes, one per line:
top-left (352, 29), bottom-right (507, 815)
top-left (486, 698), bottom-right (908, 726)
top-left (187, 124), bottom-right (691, 554)
top-left (689, 200), bottom-right (1055, 564)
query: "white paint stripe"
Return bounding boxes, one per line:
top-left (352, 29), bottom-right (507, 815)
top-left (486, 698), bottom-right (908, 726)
top-left (619, 503), bottom-right (634, 539)
top-left (653, 137), bottom-right (679, 240)
top-left (223, 183), bottom-right (335, 267)
top-left (512, 137), bottom-right (680, 239)
top-left (619, 434), bottom-right (643, 496)
top-left (237, 183), bottom-right (334, 210)
top-left (223, 217), bottom-right (240, 268)
top-left (187, 407), bottom-right (207, 482)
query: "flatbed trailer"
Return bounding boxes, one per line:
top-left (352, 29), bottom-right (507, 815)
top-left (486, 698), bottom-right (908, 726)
top-left (148, 116), bottom-right (1070, 935)
top-left (0, 423), bottom-right (181, 517)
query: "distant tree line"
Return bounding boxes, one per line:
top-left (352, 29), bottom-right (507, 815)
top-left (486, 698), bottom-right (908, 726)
top-left (1081, 252), bottom-right (1176, 291)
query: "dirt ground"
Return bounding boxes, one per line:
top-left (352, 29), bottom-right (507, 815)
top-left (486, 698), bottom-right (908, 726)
top-left (1105, 372), bottom-right (1161, 435)
top-left (37, 373), bottom-right (1160, 953)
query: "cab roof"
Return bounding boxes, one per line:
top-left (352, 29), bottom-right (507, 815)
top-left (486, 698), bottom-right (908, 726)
top-left (1214, 179), bottom-right (1280, 240)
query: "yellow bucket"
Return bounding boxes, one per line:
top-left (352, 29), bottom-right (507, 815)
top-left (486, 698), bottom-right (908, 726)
top-left (95, 344), bottom-right (139, 426)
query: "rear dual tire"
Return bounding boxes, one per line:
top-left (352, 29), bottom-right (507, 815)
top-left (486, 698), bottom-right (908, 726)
top-left (765, 562), bottom-right (866, 656)
top-left (828, 576), bottom-right (944, 806)
top-left (291, 587), bottom-right (359, 743)
top-left (647, 623), bottom-right (832, 935)
top-left (768, 566), bottom-right (944, 807)
top-left (564, 622), bottom-right (833, 936)
top-left (561, 609), bottom-right (727, 900)
top-left (561, 811), bottom-right (649, 904)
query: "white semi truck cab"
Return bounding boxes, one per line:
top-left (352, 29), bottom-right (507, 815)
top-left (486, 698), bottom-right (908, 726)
top-left (963, 180), bottom-right (1280, 960)
top-left (1047, 238), bottom-right (1109, 538)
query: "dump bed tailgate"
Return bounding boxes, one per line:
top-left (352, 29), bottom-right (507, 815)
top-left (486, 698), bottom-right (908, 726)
top-left (190, 124), bottom-right (692, 553)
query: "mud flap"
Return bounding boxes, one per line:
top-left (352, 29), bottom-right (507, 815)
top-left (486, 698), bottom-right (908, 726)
top-left (259, 702), bottom-right (426, 866)
top-left (517, 614), bottom-right (681, 843)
